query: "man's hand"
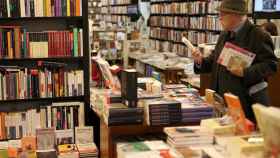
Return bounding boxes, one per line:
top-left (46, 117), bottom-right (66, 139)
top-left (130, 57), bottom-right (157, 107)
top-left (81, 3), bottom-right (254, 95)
top-left (227, 66), bottom-right (244, 77)
top-left (192, 49), bottom-right (203, 64)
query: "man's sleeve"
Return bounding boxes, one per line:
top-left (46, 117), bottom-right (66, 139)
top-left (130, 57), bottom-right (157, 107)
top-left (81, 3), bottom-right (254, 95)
top-left (244, 31), bottom-right (278, 86)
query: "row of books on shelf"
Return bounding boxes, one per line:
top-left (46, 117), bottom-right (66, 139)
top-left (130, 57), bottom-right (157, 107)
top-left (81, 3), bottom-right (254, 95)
top-left (149, 15), bottom-right (222, 31)
top-left (0, 102), bottom-right (84, 140)
top-left (110, 5), bottom-right (138, 14)
top-left (0, 67), bottom-right (84, 100)
top-left (98, 14), bottom-right (131, 23)
top-left (109, 0), bottom-right (133, 5)
top-left (0, 0), bottom-right (82, 18)
top-left (0, 126), bottom-right (97, 158)
top-left (0, 27), bottom-right (83, 59)
top-left (150, 39), bottom-right (191, 56)
top-left (100, 6), bottom-right (109, 14)
top-left (150, 27), bottom-right (219, 45)
top-left (150, 1), bottom-right (221, 15)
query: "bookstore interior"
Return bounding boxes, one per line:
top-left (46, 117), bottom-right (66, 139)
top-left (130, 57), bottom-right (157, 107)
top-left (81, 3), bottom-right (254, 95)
top-left (1, 0), bottom-right (280, 157)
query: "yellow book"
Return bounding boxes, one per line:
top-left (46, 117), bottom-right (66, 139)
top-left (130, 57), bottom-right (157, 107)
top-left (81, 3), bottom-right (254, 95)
top-left (67, 0), bottom-right (70, 16)
top-left (7, 32), bottom-right (13, 59)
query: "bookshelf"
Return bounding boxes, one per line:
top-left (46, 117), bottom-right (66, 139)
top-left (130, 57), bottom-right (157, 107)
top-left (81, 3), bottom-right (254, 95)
top-left (0, 0), bottom-right (96, 149)
top-left (148, 0), bottom-right (222, 56)
top-left (98, 0), bottom-right (139, 24)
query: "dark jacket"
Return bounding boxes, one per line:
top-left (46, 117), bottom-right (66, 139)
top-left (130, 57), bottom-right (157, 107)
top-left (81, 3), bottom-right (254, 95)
top-left (194, 20), bottom-right (278, 121)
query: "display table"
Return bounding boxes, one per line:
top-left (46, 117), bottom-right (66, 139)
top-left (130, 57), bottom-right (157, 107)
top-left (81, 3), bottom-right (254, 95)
top-left (92, 108), bottom-right (198, 158)
top-left (128, 56), bottom-right (185, 84)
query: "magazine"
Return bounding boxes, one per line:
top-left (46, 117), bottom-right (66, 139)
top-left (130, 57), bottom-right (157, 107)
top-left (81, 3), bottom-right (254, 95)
top-left (217, 42), bottom-right (256, 69)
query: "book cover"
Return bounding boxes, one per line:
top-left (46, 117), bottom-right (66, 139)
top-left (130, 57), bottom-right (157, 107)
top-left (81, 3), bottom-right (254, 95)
top-left (75, 126), bottom-right (93, 145)
top-left (217, 42), bottom-right (256, 69)
top-left (224, 93), bottom-right (250, 135)
top-left (36, 128), bottom-right (56, 150)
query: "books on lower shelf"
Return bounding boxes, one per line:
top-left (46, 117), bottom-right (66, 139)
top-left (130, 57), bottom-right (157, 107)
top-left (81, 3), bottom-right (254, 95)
top-left (0, 26), bottom-right (83, 59)
top-left (0, 0), bottom-right (82, 18)
top-left (0, 66), bottom-right (84, 100)
top-left (0, 127), bottom-right (96, 158)
top-left (0, 102), bottom-right (84, 140)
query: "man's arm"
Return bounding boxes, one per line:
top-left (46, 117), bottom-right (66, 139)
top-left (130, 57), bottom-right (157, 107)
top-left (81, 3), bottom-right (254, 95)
top-left (244, 30), bottom-right (278, 86)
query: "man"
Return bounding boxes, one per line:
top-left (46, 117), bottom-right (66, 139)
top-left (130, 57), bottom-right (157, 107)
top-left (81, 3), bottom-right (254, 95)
top-left (192, 0), bottom-right (278, 122)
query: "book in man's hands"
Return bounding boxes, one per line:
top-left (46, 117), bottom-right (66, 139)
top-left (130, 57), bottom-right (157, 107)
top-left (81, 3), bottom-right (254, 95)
top-left (217, 42), bottom-right (256, 69)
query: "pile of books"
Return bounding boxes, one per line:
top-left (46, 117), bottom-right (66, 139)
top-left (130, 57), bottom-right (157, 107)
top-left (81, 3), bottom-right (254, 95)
top-left (75, 127), bottom-right (98, 158)
top-left (117, 140), bottom-right (184, 158)
top-left (173, 92), bottom-right (214, 124)
top-left (143, 99), bottom-right (182, 126)
top-left (164, 126), bottom-right (214, 148)
top-left (103, 103), bottom-right (144, 125)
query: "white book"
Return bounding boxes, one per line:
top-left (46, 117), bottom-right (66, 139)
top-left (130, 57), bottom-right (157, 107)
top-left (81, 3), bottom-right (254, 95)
top-left (78, 102), bottom-right (85, 126)
top-left (34, 0), bottom-right (38, 17)
top-left (70, 107), bottom-right (74, 129)
top-left (6, 0), bottom-right (10, 18)
top-left (53, 108), bottom-right (57, 130)
top-left (47, 106), bottom-right (52, 128)
top-left (39, 0), bottom-right (44, 17)
top-left (75, 126), bottom-right (94, 144)
top-left (217, 42), bottom-right (256, 69)
top-left (3, 76), bottom-right (6, 100)
top-left (20, 0), bottom-right (26, 17)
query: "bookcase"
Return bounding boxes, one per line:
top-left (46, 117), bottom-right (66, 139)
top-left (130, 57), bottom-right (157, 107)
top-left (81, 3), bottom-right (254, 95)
top-left (99, 0), bottom-right (139, 24)
top-left (0, 0), bottom-right (96, 148)
top-left (149, 0), bottom-right (222, 56)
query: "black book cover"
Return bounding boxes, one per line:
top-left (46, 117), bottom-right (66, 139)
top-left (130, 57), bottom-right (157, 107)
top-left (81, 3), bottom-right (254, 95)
top-left (121, 69), bottom-right (138, 107)
top-left (30, 0), bottom-right (34, 17)
top-left (73, 106), bottom-right (79, 127)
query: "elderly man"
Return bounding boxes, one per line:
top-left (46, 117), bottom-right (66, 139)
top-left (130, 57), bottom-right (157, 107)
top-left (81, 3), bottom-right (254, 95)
top-left (192, 0), bottom-right (278, 122)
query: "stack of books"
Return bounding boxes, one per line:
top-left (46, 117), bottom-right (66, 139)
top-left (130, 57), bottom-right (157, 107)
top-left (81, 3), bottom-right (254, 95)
top-left (173, 92), bottom-right (214, 124)
top-left (144, 99), bottom-right (182, 126)
top-left (36, 128), bottom-right (57, 158)
top-left (58, 144), bottom-right (79, 158)
top-left (117, 140), bottom-right (184, 158)
top-left (75, 127), bottom-right (98, 158)
top-left (103, 103), bottom-right (144, 125)
top-left (164, 126), bottom-right (214, 148)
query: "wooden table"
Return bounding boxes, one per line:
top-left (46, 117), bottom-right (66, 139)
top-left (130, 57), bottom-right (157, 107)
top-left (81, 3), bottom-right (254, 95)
top-left (96, 110), bottom-right (198, 158)
top-left (128, 57), bottom-right (184, 84)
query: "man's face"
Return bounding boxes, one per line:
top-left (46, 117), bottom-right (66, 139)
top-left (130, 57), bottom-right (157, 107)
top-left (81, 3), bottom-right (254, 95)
top-left (219, 11), bottom-right (238, 31)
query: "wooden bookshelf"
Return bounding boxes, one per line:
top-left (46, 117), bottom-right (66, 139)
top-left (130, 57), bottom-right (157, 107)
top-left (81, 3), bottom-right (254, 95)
top-left (0, 0), bottom-right (95, 147)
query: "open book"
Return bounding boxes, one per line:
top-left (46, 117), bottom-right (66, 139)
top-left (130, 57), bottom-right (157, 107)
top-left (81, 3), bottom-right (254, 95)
top-left (217, 42), bottom-right (256, 69)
